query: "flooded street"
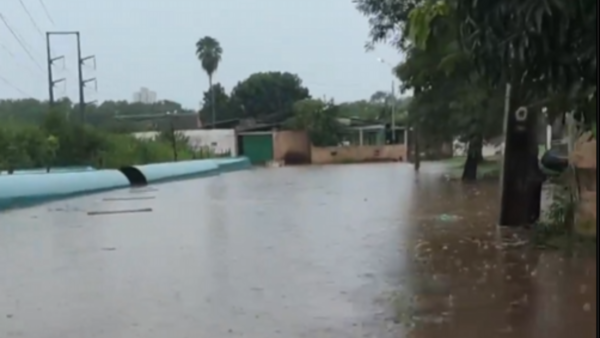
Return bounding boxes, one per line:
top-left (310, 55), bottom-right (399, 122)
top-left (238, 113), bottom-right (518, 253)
top-left (0, 163), bottom-right (596, 337)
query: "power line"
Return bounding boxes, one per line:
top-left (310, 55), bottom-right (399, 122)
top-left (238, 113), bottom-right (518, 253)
top-left (0, 13), bottom-right (44, 71)
top-left (17, 0), bottom-right (43, 36)
top-left (0, 74), bottom-right (31, 97)
top-left (0, 42), bottom-right (42, 76)
top-left (37, 0), bottom-right (55, 25)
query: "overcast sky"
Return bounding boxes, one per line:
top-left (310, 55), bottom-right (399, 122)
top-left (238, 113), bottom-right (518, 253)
top-left (0, 0), bottom-right (400, 109)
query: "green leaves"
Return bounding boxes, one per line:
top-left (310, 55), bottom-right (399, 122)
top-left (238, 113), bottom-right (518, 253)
top-left (456, 0), bottom-right (596, 121)
top-left (407, 1), bottom-right (450, 49)
top-left (287, 99), bottom-right (347, 147)
top-left (229, 72), bottom-right (310, 118)
top-left (195, 36), bottom-right (223, 76)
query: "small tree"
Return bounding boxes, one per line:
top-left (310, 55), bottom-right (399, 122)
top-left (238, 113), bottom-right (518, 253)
top-left (42, 135), bottom-right (59, 172)
top-left (286, 99), bottom-right (347, 147)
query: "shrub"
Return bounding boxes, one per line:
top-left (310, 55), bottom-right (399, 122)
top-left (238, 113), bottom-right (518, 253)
top-left (0, 109), bottom-right (210, 172)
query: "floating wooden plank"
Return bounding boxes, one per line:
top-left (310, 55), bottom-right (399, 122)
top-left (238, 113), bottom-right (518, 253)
top-left (102, 196), bottom-right (156, 201)
top-left (87, 208), bottom-right (152, 216)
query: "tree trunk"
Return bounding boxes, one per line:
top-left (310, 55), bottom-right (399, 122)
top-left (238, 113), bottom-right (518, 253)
top-left (209, 75), bottom-right (215, 128)
top-left (414, 127), bottom-right (420, 171)
top-left (462, 134), bottom-right (483, 181)
top-left (170, 120), bottom-right (178, 161)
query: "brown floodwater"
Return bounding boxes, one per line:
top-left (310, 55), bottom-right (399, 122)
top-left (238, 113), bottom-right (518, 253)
top-left (0, 163), bottom-right (595, 337)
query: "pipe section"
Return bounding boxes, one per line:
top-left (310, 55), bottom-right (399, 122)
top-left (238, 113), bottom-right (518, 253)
top-left (0, 170), bottom-right (129, 210)
top-left (119, 159), bottom-right (220, 185)
top-left (0, 157), bottom-right (250, 211)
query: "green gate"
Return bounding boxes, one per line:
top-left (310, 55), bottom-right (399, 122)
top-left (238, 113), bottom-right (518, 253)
top-left (241, 133), bottom-right (273, 164)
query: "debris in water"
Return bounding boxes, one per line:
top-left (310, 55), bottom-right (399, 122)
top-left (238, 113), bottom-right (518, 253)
top-left (103, 196), bottom-right (155, 201)
top-left (87, 208), bottom-right (152, 215)
top-left (437, 214), bottom-right (460, 222)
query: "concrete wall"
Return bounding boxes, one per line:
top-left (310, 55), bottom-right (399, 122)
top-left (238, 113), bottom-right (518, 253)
top-left (310, 144), bottom-right (407, 164)
top-left (133, 129), bottom-right (237, 156)
top-left (570, 133), bottom-right (596, 237)
top-left (273, 130), bottom-right (311, 164)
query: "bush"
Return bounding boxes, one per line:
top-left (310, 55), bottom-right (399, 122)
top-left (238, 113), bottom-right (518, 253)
top-left (0, 109), bottom-right (211, 172)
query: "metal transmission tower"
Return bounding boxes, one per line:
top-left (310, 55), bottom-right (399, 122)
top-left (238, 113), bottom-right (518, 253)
top-left (46, 31), bottom-right (96, 122)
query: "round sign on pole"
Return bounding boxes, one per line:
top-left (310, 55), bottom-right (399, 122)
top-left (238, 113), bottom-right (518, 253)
top-left (515, 107), bottom-right (528, 122)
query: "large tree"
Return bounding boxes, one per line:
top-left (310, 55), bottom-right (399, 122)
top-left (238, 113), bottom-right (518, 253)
top-left (357, 0), bottom-right (504, 179)
top-left (403, 1), bottom-right (505, 179)
top-left (229, 71), bottom-right (310, 118)
top-left (195, 36), bottom-right (223, 126)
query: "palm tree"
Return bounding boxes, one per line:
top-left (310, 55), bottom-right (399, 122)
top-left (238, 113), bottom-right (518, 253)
top-left (195, 36), bottom-right (222, 127)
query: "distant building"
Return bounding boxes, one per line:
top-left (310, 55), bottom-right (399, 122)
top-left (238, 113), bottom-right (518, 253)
top-left (132, 87), bottom-right (157, 103)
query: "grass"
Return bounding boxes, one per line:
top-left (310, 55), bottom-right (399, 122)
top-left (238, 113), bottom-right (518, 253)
top-left (443, 145), bottom-right (547, 180)
top-left (443, 156), bottom-right (501, 180)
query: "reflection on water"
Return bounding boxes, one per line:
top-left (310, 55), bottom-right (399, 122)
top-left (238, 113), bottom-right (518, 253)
top-left (0, 162), bottom-right (595, 337)
top-left (401, 165), bottom-right (596, 338)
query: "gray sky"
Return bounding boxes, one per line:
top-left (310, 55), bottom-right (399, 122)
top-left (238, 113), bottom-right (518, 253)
top-left (0, 0), bottom-right (400, 109)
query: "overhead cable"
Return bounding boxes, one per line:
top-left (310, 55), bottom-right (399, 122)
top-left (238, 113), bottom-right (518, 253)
top-left (17, 0), bottom-right (44, 36)
top-left (37, 0), bottom-right (55, 25)
top-left (0, 74), bottom-right (31, 97)
top-left (0, 13), bottom-right (44, 71)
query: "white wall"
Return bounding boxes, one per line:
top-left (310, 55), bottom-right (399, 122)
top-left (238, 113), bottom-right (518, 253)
top-left (452, 139), bottom-right (503, 157)
top-left (132, 129), bottom-right (237, 156)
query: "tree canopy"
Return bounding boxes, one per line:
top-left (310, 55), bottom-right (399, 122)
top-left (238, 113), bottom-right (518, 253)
top-left (228, 71), bottom-right (310, 118)
top-left (355, 0), bottom-right (595, 178)
top-left (195, 36), bottom-right (222, 78)
top-left (285, 99), bottom-right (347, 147)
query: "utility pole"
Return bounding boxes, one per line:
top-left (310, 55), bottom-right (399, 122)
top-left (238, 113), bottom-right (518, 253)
top-left (46, 31), bottom-right (96, 122)
top-left (498, 83), bottom-right (542, 226)
top-left (45, 32), bottom-right (65, 106)
top-left (390, 80), bottom-right (396, 143)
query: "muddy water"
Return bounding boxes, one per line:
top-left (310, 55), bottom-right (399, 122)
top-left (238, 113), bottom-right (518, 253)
top-left (0, 163), bottom-right (595, 337)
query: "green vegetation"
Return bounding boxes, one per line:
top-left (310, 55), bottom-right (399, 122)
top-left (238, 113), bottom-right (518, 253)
top-left (0, 107), bottom-right (206, 173)
top-left (1, 34), bottom-right (412, 172)
top-left (285, 99), bottom-right (348, 147)
top-left (444, 156), bottom-right (501, 180)
top-left (356, 0), bottom-right (596, 180)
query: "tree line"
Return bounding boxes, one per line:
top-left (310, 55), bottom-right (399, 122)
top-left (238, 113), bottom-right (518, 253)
top-left (0, 106), bottom-right (206, 173)
top-left (194, 36), bottom-right (411, 128)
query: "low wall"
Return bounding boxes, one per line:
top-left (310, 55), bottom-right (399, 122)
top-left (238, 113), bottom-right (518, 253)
top-left (0, 157), bottom-right (250, 211)
top-left (311, 144), bottom-right (407, 164)
top-left (273, 130), bottom-right (311, 164)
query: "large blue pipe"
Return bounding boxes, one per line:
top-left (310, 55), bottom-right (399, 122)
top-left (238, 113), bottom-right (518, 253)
top-left (212, 157), bottom-right (252, 173)
top-left (0, 170), bottom-right (129, 210)
top-left (0, 157), bottom-right (250, 211)
top-left (120, 159), bottom-right (220, 185)
top-left (118, 157), bottom-right (250, 185)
